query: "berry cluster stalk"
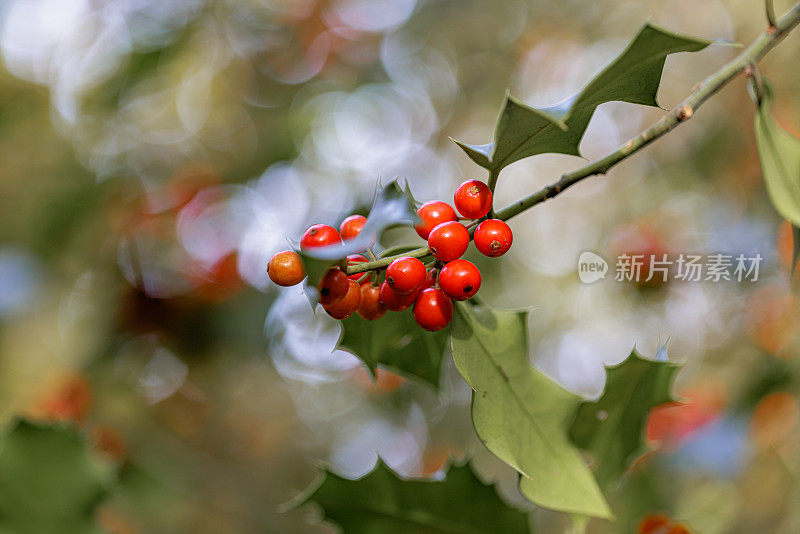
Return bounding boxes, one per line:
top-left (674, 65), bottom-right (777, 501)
top-left (348, 1), bottom-right (800, 277)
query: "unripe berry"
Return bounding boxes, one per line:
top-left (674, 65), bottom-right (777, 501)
top-left (323, 279), bottom-right (361, 319)
top-left (454, 179), bottom-right (492, 219)
top-left (386, 257), bottom-right (427, 294)
top-left (413, 288), bottom-right (453, 331)
top-left (428, 221), bottom-right (469, 262)
top-left (340, 215), bottom-right (367, 241)
top-left (357, 284), bottom-right (387, 321)
top-left (301, 224), bottom-right (342, 250)
top-left (379, 281), bottom-right (419, 312)
top-left (415, 201), bottom-right (457, 240)
top-left (267, 250), bottom-right (305, 286)
top-left (347, 254), bottom-right (372, 283)
top-left (318, 267), bottom-right (349, 305)
top-left (474, 219), bottom-right (513, 257)
top-left (439, 260), bottom-right (481, 301)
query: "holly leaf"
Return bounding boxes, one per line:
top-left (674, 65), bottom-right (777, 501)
top-left (337, 311), bottom-right (449, 389)
top-left (753, 79), bottom-right (800, 228)
top-left (290, 459), bottom-right (531, 534)
top-left (454, 23), bottom-right (712, 172)
top-left (450, 302), bottom-right (612, 519)
top-left (0, 420), bottom-right (116, 534)
top-left (569, 349), bottom-right (680, 492)
top-left (300, 179), bottom-right (417, 302)
top-left (451, 139), bottom-right (493, 169)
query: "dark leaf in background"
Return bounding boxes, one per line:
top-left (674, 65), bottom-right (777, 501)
top-left (337, 311), bottom-right (449, 389)
top-left (0, 420), bottom-right (116, 534)
top-left (291, 460), bottom-right (530, 534)
top-left (570, 349), bottom-right (680, 492)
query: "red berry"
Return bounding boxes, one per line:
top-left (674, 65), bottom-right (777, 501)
top-left (318, 267), bottom-right (349, 305)
top-left (474, 219), bottom-right (512, 257)
top-left (300, 224), bottom-right (342, 250)
top-left (323, 279), bottom-right (361, 320)
top-left (357, 284), bottom-right (387, 321)
top-left (413, 288), bottom-right (453, 331)
top-left (347, 254), bottom-right (372, 283)
top-left (386, 257), bottom-right (427, 294)
top-left (379, 281), bottom-right (419, 312)
top-left (439, 260), bottom-right (481, 301)
top-left (415, 201), bottom-right (457, 240)
top-left (428, 221), bottom-right (469, 262)
top-left (340, 215), bottom-right (367, 241)
top-left (267, 250), bottom-right (306, 287)
top-left (454, 180), bottom-right (492, 219)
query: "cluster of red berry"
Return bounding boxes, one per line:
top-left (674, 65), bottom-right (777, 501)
top-left (267, 180), bottom-right (513, 331)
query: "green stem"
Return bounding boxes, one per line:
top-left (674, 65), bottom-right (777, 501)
top-left (570, 515), bottom-right (589, 534)
top-left (766, 0), bottom-right (778, 28)
top-left (486, 167), bottom-right (500, 193)
top-left (348, 2), bottom-right (800, 277)
top-left (349, 247), bottom-right (432, 274)
top-left (486, 167), bottom-right (501, 217)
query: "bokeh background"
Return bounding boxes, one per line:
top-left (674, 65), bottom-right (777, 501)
top-left (1, 0), bottom-right (800, 532)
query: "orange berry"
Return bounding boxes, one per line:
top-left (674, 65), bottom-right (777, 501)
top-left (323, 279), bottom-right (361, 319)
top-left (268, 250), bottom-right (306, 287)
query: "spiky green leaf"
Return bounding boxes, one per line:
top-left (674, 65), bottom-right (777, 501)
top-left (454, 24), bottom-right (712, 172)
top-left (337, 310), bottom-right (449, 389)
top-left (569, 350), bottom-right (680, 492)
top-left (292, 460), bottom-right (530, 534)
top-left (450, 302), bottom-right (611, 519)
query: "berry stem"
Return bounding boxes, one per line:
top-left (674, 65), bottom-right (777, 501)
top-left (347, 2), bottom-right (800, 277)
top-left (349, 247), bottom-right (432, 274)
